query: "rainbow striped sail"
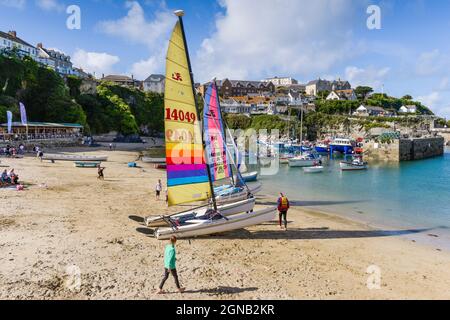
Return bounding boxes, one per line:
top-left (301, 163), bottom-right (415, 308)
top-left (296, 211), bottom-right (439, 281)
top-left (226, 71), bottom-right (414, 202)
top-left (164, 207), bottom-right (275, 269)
top-left (164, 20), bottom-right (210, 206)
top-left (203, 83), bottom-right (232, 181)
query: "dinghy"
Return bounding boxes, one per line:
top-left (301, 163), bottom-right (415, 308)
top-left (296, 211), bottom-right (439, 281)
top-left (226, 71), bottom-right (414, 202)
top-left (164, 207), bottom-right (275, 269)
top-left (74, 161), bottom-right (101, 168)
top-left (241, 171), bottom-right (258, 182)
top-left (142, 157), bottom-right (166, 164)
top-left (43, 154), bottom-right (108, 162)
top-left (303, 166), bottom-right (324, 173)
top-left (340, 156), bottom-right (368, 171)
top-left (147, 13), bottom-right (273, 239)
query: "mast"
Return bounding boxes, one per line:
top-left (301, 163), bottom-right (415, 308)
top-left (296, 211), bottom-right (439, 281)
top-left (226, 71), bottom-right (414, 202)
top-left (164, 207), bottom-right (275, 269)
top-left (176, 10), bottom-right (218, 211)
top-left (213, 79), bottom-right (236, 186)
top-left (299, 106), bottom-right (304, 155)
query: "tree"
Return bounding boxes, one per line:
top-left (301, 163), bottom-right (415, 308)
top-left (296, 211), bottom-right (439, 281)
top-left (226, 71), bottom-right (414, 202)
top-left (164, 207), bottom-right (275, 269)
top-left (402, 95), bottom-right (413, 100)
top-left (355, 86), bottom-right (374, 100)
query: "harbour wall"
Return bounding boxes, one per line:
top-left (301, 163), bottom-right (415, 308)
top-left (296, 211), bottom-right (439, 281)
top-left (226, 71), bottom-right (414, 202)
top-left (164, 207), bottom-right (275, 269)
top-left (365, 137), bottom-right (444, 162)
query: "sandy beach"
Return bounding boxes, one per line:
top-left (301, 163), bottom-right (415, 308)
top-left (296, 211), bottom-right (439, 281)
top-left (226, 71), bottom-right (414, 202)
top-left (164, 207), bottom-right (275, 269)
top-left (1, 147), bottom-right (450, 300)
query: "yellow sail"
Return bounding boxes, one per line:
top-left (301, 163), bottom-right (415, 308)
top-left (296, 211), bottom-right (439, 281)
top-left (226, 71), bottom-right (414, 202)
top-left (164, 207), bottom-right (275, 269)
top-left (165, 21), bottom-right (211, 206)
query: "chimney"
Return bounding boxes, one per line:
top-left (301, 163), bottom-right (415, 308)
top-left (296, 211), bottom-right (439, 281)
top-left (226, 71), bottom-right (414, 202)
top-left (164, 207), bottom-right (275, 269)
top-left (37, 43), bottom-right (43, 49)
top-left (8, 31), bottom-right (17, 38)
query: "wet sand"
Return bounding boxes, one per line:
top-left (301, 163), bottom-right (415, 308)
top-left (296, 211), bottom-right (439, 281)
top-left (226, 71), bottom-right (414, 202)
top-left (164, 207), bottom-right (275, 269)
top-left (1, 148), bottom-right (450, 299)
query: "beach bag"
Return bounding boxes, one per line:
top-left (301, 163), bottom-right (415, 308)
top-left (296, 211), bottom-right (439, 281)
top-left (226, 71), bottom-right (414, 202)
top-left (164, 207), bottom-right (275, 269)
top-left (16, 185), bottom-right (24, 191)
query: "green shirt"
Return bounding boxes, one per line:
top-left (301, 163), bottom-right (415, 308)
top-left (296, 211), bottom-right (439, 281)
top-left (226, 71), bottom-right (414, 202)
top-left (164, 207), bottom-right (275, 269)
top-left (164, 244), bottom-right (176, 269)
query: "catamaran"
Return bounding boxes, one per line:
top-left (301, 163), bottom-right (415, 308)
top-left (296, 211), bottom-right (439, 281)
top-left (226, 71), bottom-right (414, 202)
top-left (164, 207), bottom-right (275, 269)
top-left (148, 11), bottom-right (275, 239)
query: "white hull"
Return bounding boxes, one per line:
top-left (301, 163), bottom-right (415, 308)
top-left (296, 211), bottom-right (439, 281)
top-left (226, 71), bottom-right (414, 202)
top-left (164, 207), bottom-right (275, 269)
top-left (42, 154), bottom-right (108, 162)
top-left (241, 171), bottom-right (258, 182)
top-left (288, 158), bottom-right (316, 167)
top-left (145, 198), bottom-right (256, 227)
top-left (216, 183), bottom-right (262, 205)
top-left (155, 207), bottom-right (277, 240)
top-left (303, 166), bottom-right (324, 173)
top-left (340, 162), bottom-right (368, 171)
top-left (142, 157), bottom-right (166, 164)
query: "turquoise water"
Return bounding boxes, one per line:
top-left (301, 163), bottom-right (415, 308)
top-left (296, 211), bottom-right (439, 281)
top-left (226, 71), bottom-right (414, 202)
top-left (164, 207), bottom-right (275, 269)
top-left (257, 148), bottom-right (450, 241)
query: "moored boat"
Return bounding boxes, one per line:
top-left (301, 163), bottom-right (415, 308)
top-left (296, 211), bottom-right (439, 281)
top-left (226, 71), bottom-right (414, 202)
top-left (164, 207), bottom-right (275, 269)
top-left (329, 138), bottom-right (354, 155)
top-left (288, 153), bottom-right (321, 167)
top-left (315, 143), bottom-right (329, 153)
top-left (241, 171), bottom-right (258, 182)
top-left (303, 165), bottom-right (324, 173)
top-left (340, 157), bottom-right (368, 171)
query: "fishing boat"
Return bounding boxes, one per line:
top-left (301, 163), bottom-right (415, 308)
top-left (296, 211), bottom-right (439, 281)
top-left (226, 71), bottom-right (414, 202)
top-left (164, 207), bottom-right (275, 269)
top-left (288, 153), bottom-right (321, 167)
top-left (303, 165), bottom-right (324, 173)
top-left (150, 12), bottom-right (273, 239)
top-left (329, 138), bottom-right (354, 155)
top-left (74, 161), bottom-right (101, 168)
top-left (145, 197), bottom-right (255, 227)
top-left (340, 157), bottom-right (368, 171)
top-left (315, 143), bottom-right (329, 153)
top-left (42, 154), bottom-right (108, 162)
top-left (241, 171), bottom-right (258, 182)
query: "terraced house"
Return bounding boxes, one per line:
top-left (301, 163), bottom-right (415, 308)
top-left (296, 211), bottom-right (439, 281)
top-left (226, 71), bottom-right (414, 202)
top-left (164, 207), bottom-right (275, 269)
top-left (200, 79), bottom-right (275, 98)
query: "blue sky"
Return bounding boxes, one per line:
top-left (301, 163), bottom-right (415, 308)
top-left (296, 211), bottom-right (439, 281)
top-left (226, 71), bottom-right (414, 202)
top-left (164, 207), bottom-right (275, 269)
top-left (1, 0), bottom-right (450, 118)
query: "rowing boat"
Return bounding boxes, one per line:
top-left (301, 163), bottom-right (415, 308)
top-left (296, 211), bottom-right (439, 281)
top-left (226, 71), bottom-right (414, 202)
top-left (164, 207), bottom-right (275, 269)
top-left (43, 154), bottom-right (108, 162)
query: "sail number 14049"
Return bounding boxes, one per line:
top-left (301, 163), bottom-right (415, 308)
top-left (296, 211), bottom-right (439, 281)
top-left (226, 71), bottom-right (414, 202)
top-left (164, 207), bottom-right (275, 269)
top-left (166, 108), bottom-right (196, 123)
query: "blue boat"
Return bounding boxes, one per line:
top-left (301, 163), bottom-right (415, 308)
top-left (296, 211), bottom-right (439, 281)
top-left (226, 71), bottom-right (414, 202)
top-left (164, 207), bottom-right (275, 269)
top-left (315, 144), bottom-right (329, 153)
top-left (329, 138), bottom-right (354, 155)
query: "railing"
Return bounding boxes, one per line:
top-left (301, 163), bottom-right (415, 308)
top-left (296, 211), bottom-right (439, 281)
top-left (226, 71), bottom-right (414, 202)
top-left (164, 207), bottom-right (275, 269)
top-left (0, 134), bottom-right (81, 143)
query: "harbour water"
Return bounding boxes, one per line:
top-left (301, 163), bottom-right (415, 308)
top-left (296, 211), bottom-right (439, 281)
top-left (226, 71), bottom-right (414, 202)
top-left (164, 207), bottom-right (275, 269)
top-left (258, 147), bottom-right (450, 248)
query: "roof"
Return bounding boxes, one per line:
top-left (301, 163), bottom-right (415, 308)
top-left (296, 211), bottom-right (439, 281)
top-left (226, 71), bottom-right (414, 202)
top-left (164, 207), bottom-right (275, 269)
top-left (102, 75), bottom-right (133, 81)
top-left (366, 106), bottom-right (385, 112)
top-left (214, 79), bottom-right (273, 88)
top-left (0, 31), bottom-right (35, 49)
top-left (0, 122), bottom-right (83, 128)
top-left (144, 74), bottom-right (165, 82)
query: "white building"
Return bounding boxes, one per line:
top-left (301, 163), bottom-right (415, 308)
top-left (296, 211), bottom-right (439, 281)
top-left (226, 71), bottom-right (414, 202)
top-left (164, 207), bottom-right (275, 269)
top-left (326, 89), bottom-right (357, 101)
top-left (143, 74), bottom-right (165, 93)
top-left (263, 76), bottom-right (298, 86)
top-left (0, 30), bottom-right (38, 59)
top-left (399, 105), bottom-right (417, 114)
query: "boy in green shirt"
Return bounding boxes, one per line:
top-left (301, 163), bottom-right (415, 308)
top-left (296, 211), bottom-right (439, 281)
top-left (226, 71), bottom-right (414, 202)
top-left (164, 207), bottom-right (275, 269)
top-left (158, 236), bottom-right (185, 294)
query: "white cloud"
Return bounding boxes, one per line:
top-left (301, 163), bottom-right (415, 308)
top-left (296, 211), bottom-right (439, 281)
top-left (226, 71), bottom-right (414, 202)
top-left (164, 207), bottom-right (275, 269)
top-left (345, 65), bottom-right (390, 90)
top-left (97, 1), bottom-right (174, 47)
top-left (97, 1), bottom-right (175, 79)
top-left (0, 0), bottom-right (26, 9)
top-left (194, 0), bottom-right (366, 82)
top-left (35, 0), bottom-right (64, 12)
top-left (416, 50), bottom-right (450, 77)
top-left (130, 55), bottom-right (162, 80)
top-left (72, 49), bottom-right (120, 77)
top-left (417, 91), bottom-right (450, 118)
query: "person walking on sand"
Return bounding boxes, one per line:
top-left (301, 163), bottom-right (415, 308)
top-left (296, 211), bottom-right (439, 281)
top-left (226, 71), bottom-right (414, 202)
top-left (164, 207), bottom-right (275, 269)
top-left (277, 193), bottom-right (290, 230)
top-left (97, 165), bottom-right (105, 180)
top-left (158, 236), bottom-right (185, 294)
top-left (155, 179), bottom-right (162, 200)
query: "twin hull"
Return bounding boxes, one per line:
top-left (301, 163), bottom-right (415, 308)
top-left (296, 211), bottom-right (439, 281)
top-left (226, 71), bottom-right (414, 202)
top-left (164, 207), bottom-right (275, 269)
top-left (145, 197), bottom-right (256, 227)
top-left (155, 207), bottom-right (277, 240)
